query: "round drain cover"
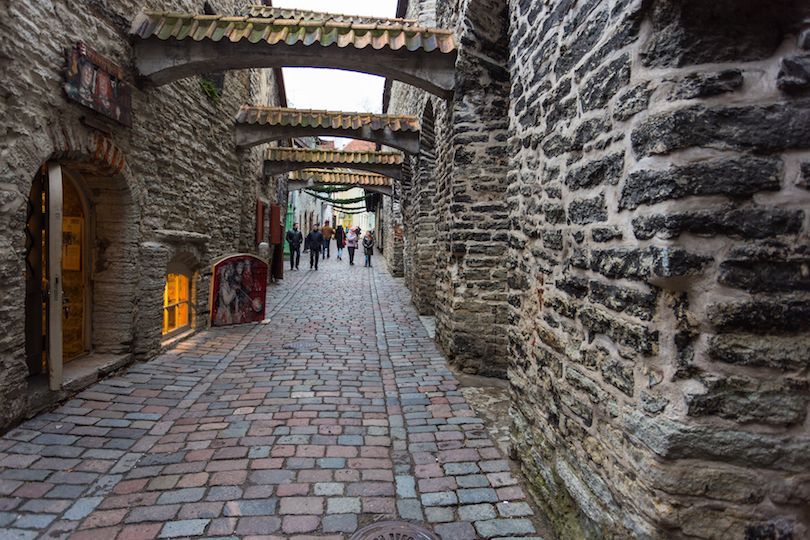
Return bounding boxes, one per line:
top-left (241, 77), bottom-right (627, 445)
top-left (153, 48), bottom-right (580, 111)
top-left (350, 521), bottom-right (439, 540)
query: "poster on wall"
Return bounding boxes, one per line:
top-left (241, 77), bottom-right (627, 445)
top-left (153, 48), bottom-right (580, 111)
top-left (64, 41), bottom-right (132, 127)
top-left (210, 254), bottom-right (268, 327)
top-left (62, 217), bottom-right (82, 271)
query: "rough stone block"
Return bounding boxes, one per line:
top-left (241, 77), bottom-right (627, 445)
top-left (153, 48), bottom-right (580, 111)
top-left (685, 377), bottom-right (808, 426)
top-left (631, 103), bottom-right (810, 157)
top-left (640, 0), bottom-right (798, 67)
top-left (564, 152), bottom-right (625, 190)
top-left (708, 300), bottom-right (810, 334)
top-left (777, 54), bottom-right (810, 93)
top-left (669, 69), bottom-right (743, 100)
top-left (613, 82), bottom-right (653, 120)
top-left (632, 208), bottom-right (804, 240)
top-left (588, 281), bottom-right (658, 321)
top-left (568, 194), bottom-right (607, 225)
top-left (624, 410), bottom-right (810, 472)
top-left (707, 334), bottom-right (810, 371)
top-left (620, 157), bottom-right (782, 210)
top-left (718, 244), bottom-right (810, 293)
top-left (580, 54), bottom-right (631, 111)
top-left (578, 305), bottom-right (658, 355)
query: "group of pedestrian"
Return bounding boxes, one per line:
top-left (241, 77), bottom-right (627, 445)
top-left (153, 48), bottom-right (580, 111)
top-left (285, 220), bottom-right (375, 271)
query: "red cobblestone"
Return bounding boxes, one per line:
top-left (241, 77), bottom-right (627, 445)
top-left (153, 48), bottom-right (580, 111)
top-left (0, 259), bottom-right (542, 539)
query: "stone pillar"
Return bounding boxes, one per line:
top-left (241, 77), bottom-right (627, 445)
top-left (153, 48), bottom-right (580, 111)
top-left (389, 0), bottom-right (512, 378)
top-left (508, 0), bottom-right (810, 537)
top-left (384, 183), bottom-right (405, 277)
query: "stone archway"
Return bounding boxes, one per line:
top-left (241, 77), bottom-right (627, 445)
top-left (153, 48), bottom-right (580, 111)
top-left (405, 101), bottom-right (439, 315)
top-left (131, 9), bottom-right (458, 98)
top-left (18, 126), bottom-right (141, 396)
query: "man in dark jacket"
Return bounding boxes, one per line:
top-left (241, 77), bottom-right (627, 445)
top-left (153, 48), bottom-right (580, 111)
top-left (305, 225), bottom-right (324, 270)
top-left (285, 223), bottom-right (303, 270)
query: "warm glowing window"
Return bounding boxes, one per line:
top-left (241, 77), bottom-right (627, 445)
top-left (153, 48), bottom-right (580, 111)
top-left (163, 273), bottom-right (190, 335)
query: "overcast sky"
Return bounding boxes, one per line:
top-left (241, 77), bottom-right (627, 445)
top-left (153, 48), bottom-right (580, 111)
top-left (273, 0), bottom-right (398, 116)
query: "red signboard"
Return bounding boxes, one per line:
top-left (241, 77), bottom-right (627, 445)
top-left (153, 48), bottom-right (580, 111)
top-left (210, 254), bottom-right (268, 327)
top-left (64, 42), bottom-right (132, 126)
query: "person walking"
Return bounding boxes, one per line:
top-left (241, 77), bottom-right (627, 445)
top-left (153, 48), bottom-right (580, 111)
top-left (346, 227), bottom-right (358, 266)
top-left (306, 225), bottom-right (324, 270)
top-left (363, 230), bottom-right (375, 268)
top-left (334, 224), bottom-right (346, 261)
top-left (304, 222), bottom-right (317, 253)
top-left (285, 223), bottom-right (303, 270)
top-left (321, 220), bottom-right (334, 259)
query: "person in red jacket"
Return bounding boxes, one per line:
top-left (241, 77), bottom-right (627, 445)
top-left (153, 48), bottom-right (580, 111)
top-left (334, 224), bottom-right (346, 261)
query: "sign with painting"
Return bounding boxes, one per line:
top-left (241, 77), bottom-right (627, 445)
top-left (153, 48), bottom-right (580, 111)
top-left (210, 254), bottom-right (268, 327)
top-left (64, 42), bottom-right (132, 126)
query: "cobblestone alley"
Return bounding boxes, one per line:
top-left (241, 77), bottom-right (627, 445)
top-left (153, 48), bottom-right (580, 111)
top-left (0, 258), bottom-right (543, 540)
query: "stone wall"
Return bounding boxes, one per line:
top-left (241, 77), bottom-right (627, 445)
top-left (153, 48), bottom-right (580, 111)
top-left (0, 0), bottom-right (282, 429)
top-left (382, 190), bottom-right (405, 277)
top-left (507, 0), bottom-right (810, 536)
top-left (387, 0), bottom-right (512, 377)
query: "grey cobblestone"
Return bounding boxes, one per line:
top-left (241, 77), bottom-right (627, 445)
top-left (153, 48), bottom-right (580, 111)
top-left (0, 259), bottom-right (541, 539)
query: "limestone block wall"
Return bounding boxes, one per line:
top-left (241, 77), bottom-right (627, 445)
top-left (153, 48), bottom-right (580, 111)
top-left (507, 0), bottom-right (810, 537)
top-left (0, 0), bottom-right (281, 429)
top-left (387, 0), bottom-right (512, 377)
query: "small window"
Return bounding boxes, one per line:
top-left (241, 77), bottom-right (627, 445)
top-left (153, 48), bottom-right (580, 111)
top-left (163, 273), bottom-right (191, 335)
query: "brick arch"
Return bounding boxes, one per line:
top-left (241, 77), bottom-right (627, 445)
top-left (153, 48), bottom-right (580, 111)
top-left (25, 122), bottom-right (143, 359)
top-left (47, 125), bottom-right (127, 176)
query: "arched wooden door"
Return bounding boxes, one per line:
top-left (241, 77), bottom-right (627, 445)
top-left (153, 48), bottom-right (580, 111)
top-left (25, 163), bottom-right (90, 390)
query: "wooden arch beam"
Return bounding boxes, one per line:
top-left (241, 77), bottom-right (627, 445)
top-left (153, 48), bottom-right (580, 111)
top-left (131, 11), bottom-right (458, 99)
top-left (236, 107), bottom-right (420, 154)
top-left (289, 169), bottom-right (393, 197)
top-left (267, 161), bottom-right (403, 180)
top-left (264, 148), bottom-right (404, 180)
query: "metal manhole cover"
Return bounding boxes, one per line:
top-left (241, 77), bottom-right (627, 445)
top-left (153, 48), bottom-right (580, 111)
top-left (350, 521), bottom-right (439, 540)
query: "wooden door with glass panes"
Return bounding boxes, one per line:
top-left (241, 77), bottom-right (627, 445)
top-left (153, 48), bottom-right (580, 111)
top-left (163, 273), bottom-right (190, 335)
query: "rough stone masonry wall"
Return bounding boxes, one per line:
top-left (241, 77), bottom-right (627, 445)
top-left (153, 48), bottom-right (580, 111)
top-left (402, 143), bottom-right (439, 316)
top-left (382, 192), bottom-right (405, 277)
top-left (388, 0), bottom-right (512, 377)
top-left (507, 0), bottom-right (810, 537)
top-left (0, 0), bottom-right (280, 430)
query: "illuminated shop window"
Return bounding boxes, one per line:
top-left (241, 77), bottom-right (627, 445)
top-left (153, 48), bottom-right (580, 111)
top-left (163, 273), bottom-right (190, 335)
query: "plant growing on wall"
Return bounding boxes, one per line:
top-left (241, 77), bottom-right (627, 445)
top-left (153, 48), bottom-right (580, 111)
top-left (200, 77), bottom-right (222, 105)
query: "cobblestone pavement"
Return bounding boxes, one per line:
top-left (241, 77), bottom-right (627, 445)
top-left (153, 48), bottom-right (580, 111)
top-left (0, 256), bottom-right (543, 539)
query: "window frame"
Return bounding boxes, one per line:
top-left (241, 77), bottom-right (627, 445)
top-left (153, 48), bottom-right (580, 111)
top-left (162, 266), bottom-right (193, 338)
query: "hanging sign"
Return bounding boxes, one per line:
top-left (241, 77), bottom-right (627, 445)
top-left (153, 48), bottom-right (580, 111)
top-left (64, 42), bottom-right (132, 126)
top-left (210, 254), bottom-right (268, 327)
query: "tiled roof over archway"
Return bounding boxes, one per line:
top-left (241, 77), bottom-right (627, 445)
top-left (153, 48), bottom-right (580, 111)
top-left (264, 147), bottom-right (405, 180)
top-left (243, 6), bottom-right (419, 27)
top-left (131, 8), bottom-right (457, 97)
top-left (236, 106), bottom-right (420, 153)
top-left (132, 11), bottom-right (454, 52)
top-left (291, 169), bottom-right (392, 187)
top-left (238, 107), bottom-right (419, 133)
top-left (266, 148), bottom-right (404, 166)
